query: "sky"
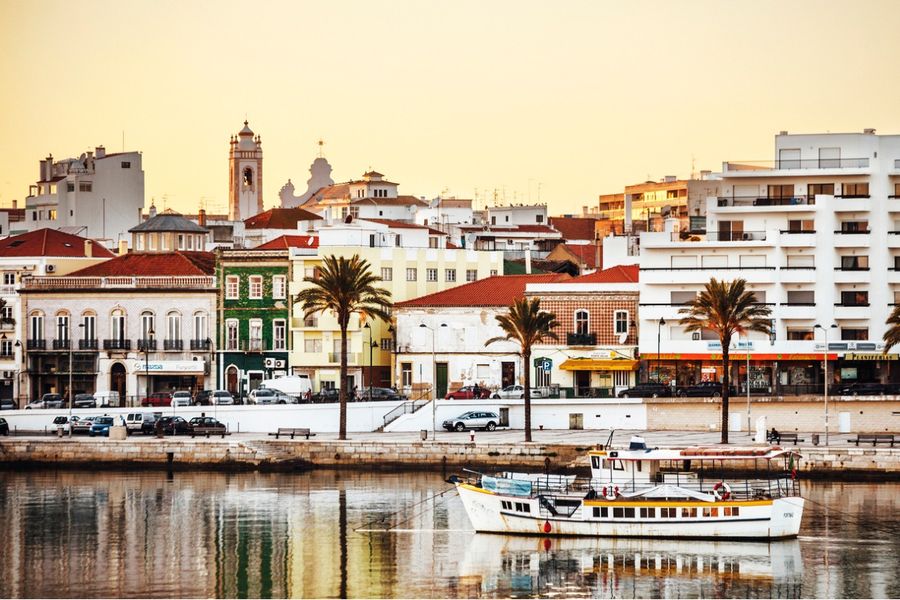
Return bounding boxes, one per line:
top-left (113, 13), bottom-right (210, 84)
top-left (1, 0), bottom-right (899, 217)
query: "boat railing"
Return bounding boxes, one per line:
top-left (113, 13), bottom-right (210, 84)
top-left (579, 476), bottom-right (800, 501)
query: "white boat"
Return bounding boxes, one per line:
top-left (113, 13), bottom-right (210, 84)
top-left (452, 437), bottom-right (804, 540)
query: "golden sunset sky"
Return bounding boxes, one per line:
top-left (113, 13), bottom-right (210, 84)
top-left (1, 0), bottom-right (899, 216)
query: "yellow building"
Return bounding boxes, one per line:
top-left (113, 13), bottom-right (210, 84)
top-left (288, 220), bottom-right (503, 393)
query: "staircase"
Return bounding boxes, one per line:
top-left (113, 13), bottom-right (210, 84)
top-left (378, 399), bottom-right (431, 431)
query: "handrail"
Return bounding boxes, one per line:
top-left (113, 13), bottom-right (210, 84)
top-left (382, 399), bottom-right (430, 428)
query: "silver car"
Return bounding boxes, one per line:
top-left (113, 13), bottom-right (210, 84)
top-left (491, 385), bottom-right (545, 399)
top-left (442, 411), bottom-right (501, 432)
top-left (171, 391), bottom-right (193, 407)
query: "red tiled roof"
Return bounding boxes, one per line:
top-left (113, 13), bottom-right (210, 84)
top-left (568, 264), bottom-right (639, 284)
top-left (68, 251), bottom-right (216, 276)
top-left (557, 242), bottom-right (599, 269)
top-left (548, 217), bottom-right (598, 241)
top-left (255, 235), bottom-right (319, 250)
top-left (396, 274), bottom-right (570, 308)
top-left (244, 207), bottom-right (322, 229)
top-left (0, 229), bottom-right (115, 258)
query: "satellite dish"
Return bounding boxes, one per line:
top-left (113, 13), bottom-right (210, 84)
top-left (618, 332), bottom-right (628, 344)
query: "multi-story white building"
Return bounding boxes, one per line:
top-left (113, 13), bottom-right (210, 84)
top-left (638, 129), bottom-right (900, 394)
top-left (24, 146), bottom-right (144, 245)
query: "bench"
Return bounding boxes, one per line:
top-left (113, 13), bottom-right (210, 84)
top-left (847, 433), bottom-right (896, 447)
top-left (191, 427), bottom-right (228, 439)
top-left (767, 432), bottom-right (803, 445)
top-left (269, 427), bottom-right (316, 440)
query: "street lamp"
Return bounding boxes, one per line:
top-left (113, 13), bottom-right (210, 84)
top-left (419, 322), bottom-right (447, 439)
top-left (815, 323), bottom-right (838, 445)
top-left (656, 317), bottom-right (666, 384)
top-left (144, 326), bottom-right (155, 407)
top-left (67, 323), bottom-right (85, 437)
top-left (363, 323), bottom-right (379, 402)
top-left (745, 333), bottom-right (752, 438)
top-left (387, 325), bottom-right (396, 390)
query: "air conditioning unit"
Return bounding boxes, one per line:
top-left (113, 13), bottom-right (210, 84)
top-left (275, 360), bottom-right (285, 368)
top-left (45, 264), bottom-right (56, 273)
top-left (264, 357), bottom-right (275, 368)
top-left (741, 232), bottom-right (752, 241)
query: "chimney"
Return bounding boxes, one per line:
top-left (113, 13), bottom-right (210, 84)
top-left (95, 146), bottom-right (106, 158)
top-left (149, 203), bottom-right (157, 218)
top-left (118, 240), bottom-right (128, 255)
top-left (11, 200), bottom-right (16, 209)
top-left (84, 239), bottom-right (93, 258)
top-left (198, 208), bottom-right (207, 227)
top-left (778, 130), bottom-right (788, 136)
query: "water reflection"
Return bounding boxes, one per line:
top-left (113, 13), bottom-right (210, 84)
top-left (0, 470), bottom-right (898, 598)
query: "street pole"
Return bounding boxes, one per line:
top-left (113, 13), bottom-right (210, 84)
top-left (68, 332), bottom-right (73, 437)
top-left (816, 323), bottom-right (836, 446)
top-left (746, 334), bottom-right (751, 438)
top-left (657, 317), bottom-right (665, 383)
top-left (145, 326), bottom-right (155, 407)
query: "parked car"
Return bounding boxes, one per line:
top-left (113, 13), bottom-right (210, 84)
top-left (71, 416), bottom-right (95, 434)
top-left (211, 390), bottom-right (234, 405)
top-left (188, 416), bottom-right (226, 434)
top-left (0, 417), bottom-right (8, 436)
top-left (73, 394), bottom-right (97, 408)
top-left (311, 388), bottom-right (339, 403)
top-left (445, 386), bottom-right (492, 400)
top-left (355, 387), bottom-right (407, 402)
top-left (832, 382), bottom-right (888, 396)
top-left (126, 412), bottom-right (159, 434)
top-left (94, 391), bottom-right (120, 407)
top-left (53, 415), bottom-right (75, 433)
top-left (617, 383), bottom-right (672, 398)
top-left (193, 390), bottom-right (212, 405)
top-left (88, 416), bottom-right (116, 437)
top-left (442, 411), bottom-right (501, 432)
top-left (26, 393), bottom-right (65, 409)
top-left (248, 388), bottom-right (294, 404)
top-left (156, 416), bottom-right (191, 435)
top-left (0, 398), bottom-right (17, 410)
top-left (675, 381), bottom-right (735, 398)
top-left (491, 385), bottom-right (545, 400)
top-left (141, 392), bottom-right (173, 407)
top-left (171, 391), bottom-right (193, 407)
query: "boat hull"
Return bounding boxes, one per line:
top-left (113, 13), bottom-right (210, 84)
top-left (456, 483), bottom-right (804, 540)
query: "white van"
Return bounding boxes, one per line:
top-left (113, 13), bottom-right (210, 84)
top-left (125, 412), bottom-right (159, 434)
top-left (95, 391), bottom-right (120, 407)
top-left (260, 375), bottom-right (312, 398)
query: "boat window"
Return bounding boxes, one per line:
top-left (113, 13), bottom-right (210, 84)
top-left (513, 502), bottom-right (530, 513)
top-left (660, 507), bottom-right (679, 518)
top-left (636, 461), bottom-right (642, 472)
top-left (703, 507), bottom-right (720, 517)
top-left (639, 507), bottom-right (655, 518)
top-left (610, 460), bottom-right (625, 471)
top-left (685, 507), bottom-right (698, 518)
top-left (613, 507), bottom-right (624, 518)
top-left (591, 456), bottom-right (601, 469)
top-left (724, 506), bottom-right (739, 517)
top-left (501, 500), bottom-right (512, 510)
top-left (623, 507), bottom-right (635, 518)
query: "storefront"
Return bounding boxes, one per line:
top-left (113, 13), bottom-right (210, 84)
top-left (837, 353), bottom-right (899, 383)
top-left (558, 350), bottom-right (638, 397)
top-left (132, 359), bottom-right (207, 396)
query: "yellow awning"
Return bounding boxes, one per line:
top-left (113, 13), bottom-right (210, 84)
top-left (559, 359), bottom-right (639, 371)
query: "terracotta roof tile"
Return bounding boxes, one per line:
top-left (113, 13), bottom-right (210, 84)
top-left (557, 242), bottom-right (599, 268)
top-left (68, 251), bottom-right (216, 276)
top-left (254, 235), bottom-right (319, 250)
top-left (548, 217), bottom-right (598, 241)
top-left (0, 229), bottom-right (115, 258)
top-left (244, 207), bottom-right (322, 229)
top-left (396, 274), bottom-right (570, 308)
top-left (568, 264), bottom-right (639, 284)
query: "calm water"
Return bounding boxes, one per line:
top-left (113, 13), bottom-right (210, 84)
top-left (0, 469), bottom-right (898, 599)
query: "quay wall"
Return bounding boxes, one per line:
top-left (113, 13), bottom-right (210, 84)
top-left (0, 438), bottom-right (898, 477)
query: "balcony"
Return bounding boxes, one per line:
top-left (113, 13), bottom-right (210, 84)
top-left (22, 275), bottom-right (217, 291)
top-left (163, 339), bottom-right (184, 351)
top-left (637, 303), bottom-right (689, 320)
top-left (190, 339), bottom-right (212, 351)
top-left (78, 339), bottom-right (99, 350)
top-left (832, 230), bottom-right (871, 248)
top-left (26, 339), bottom-right (46, 350)
top-left (721, 157), bottom-right (870, 174)
top-left (778, 267), bottom-right (816, 283)
top-left (566, 333), bottom-right (597, 346)
top-left (833, 267), bottom-right (871, 284)
top-left (327, 352), bottom-right (361, 365)
top-left (778, 230), bottom-right (817, 247)
top-left (888, 232), bottom-right (900, 248)
top-left (136, 339), bottom-right (157, 351)
top-left (778, 303), bottom-right (817, 319)
top-left (640, 267), bottom-right (776, 285)
top-left (103, 339), bottom-right (131, 351)
top-left (716, 196), bottom-right (813, 209)
top-left (51, 339), bottom-right (71, 350)
top-left (834, 303), bottom-right (871, 320)
top-left (0, 319), bottom-right (14, 331)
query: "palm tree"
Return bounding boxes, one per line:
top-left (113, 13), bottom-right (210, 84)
top-left (678, 278), bottom-right (771, 444)
top-left (883, 305), bottom-right (900, 353)
top-left (486, 297), bottom-right (559, 442)
top-left (294, 254), bottom-right (392, 440)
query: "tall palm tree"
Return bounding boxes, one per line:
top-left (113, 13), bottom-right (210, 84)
top-left (486, 297), bottom-right (559, 442)
top-left (294, 254), bottom-right (392, 440)
top-left (883, 305), bottom-right (900, 353)
top-left (678, 278), bottom-right (771, 444)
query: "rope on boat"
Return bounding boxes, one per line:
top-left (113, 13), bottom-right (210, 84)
top-left (353, 484), bottom-right (456, 532)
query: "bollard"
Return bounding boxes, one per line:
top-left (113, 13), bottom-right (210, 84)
top-left (470, 431), bottom-right (475, 443)
top-left (421, 429), bottom-right (428, 441)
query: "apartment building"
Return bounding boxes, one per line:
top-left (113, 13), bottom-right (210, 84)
top-left (638, 130), bottom-right (900, 394)
top-left (597, 177), bottom-right (720, 237)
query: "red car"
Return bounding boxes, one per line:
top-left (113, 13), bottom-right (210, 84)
top-left (445, 386), bottom-right (492, 400)
top-left (141, 392), bottom-right (173, 407)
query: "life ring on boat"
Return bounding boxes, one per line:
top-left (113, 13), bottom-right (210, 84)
top-left (712, 481), bottom-right (732, 501)
top-left (601, 485), bottom-right (619, 500)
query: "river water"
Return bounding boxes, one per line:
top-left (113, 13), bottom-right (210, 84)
top-left (0, 469), bottom-right (897, 599)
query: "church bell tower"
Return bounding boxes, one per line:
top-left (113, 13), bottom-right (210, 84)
top-left (228, 120), bottom-right (263, 221)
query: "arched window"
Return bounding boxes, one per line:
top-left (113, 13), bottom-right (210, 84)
top-left (193, 311), bottom-right (208, 342)
top-left (111, 308), bottom-right (127, 342)
top-left (55, 311), bottom-right (70, 343)
top-left (243, 167), bottom-right (253, 187)
top-left (81, 311), bottom-right (96, 347)
top-left (574, 310), bottom-right (589, 335)
top-left (140, 310), bottom-right (155, 340)
top-left (29, 310), bottom-right (45, 342)
top-left (166, 310), bottom-right (182, 347)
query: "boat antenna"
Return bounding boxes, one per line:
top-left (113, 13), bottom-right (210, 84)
top-left (604, 429), bottom-right (615, 450)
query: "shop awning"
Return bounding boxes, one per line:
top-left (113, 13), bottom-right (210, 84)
top-left (641, 353), bottom-right (838, 361)
top-left (559, 359), bottom-right (639, 371)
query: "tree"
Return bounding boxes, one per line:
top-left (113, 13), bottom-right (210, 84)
top-left (883, 305), bottom-right (900, 353)
top-left (486, 297), bottom-right (559, 442)
top-left (294, 255), bottom-right (392, 440)
top-left (678, 278), bottom-right (771, 444)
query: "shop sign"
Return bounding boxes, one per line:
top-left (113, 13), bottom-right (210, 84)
top-left (844, 353), bottom-right (898, 361)
top-left (132, 360), bottom-right (205, 374)
top-left (587, 349), bottom-right (634, 360)
top-left (707, 341), bottom-right (754, 351)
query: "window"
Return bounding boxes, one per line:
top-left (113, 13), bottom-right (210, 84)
top-left (121, 161), bottom-right (131, 169)
top-left (406, 268), bottom-right (417, 282)
top-left (29, 312), bottom-right (44, 341)
top-left (808, 183), bottom-right (834, 199)
top-left (614, 311), bottom-right (629, 335)
top-left (56, 313), bottom-right (69, 342)
top-left (140, 311), bottom-right (155, 340)
top-left (161, 234), bottom-right (170, 251)
top-left (841, 328), bottom-right (868, 341)
top-left (612, 507), bottom-right (635, 518)
top-left (66, 182), bottom-right (75, 192)
top-left (2, 272), bottom-right (14, 286)
top-left (111, 309), bottom-right (126, 341)
top-left (786, 254), bottom-right (815, 268)
top-left (225, 275), bottom-right (239, 299)
top-left (304, 338), bottom-right (322, 353)
top-left (717, 220), bottom-right (744, 242)
top-left (380, 338), bottom-right (394, 351)
top-left (535, 362), bottom-right (550, 387)
top-left (166, 311), bottom-right (181, 342)
top-left (78, 181), bottom-right (92, 192)
top-left (445, 269), bottom-right (456, 282)
top-left (272, 275), bottom-right (286, 299)
top-left (660, 507), bottom-right (679, 518)
top-left (426, 269), bottom-right (438, 282)
top-left (840, 256), bottom-right (869, 270)
top-left (536, 214), bottom-right (544, 223)
top-left (840, 291), bottom-right (868, 306)
top-left (840, 220), bottom-right (869, 233)
top-left (401, 362), bottom-right (412, 387)
top-left (786, 290), bottom-right (814, 305)
top-left (639, 507), bottom-right (656, 518)
top-left (273, 319), bottom-right (286, 350)
top-left (0, 339), bottom-right (11, 357)
top-left (670, 291), bottom-right (696, 305)
top-left (574, 310), bottom-right (589, 335)
top-left (841, 183), bottom-right (869, 197)
top-left (592, 506), bottom-right (609, 518)
top-left (490, 269), bottom-right (498, 276)
top-left (429, 237), bottom-right (439, 249)
top-left (193, 311), bottom-right (207, 341)
top-left (767, 184), bottom-right (794, 199)
top-left (249, 319), bottom-right (262, 351)
top-left (1, 304), bottom-right (13, 323)
top-left (48, 209), bottom-right (57, 220)
top-left (303, 313), bottom-right (318, 327)
top-left (787, 219), bottom-right (815, 232)
top-left (249, 275), bottom-right (263, 299)
top-left (82, 313), bottom-right (96, 342)
top-left (226, 319), bottom-right (239, 351)
top-left (466, 269), bottom-right (478, 282)
top-left (381, 267), bottom-right (393, 282)
top-left (395, 235), bottom-right (402, 247)
top-left (349, 206), bottom-right (359, 219)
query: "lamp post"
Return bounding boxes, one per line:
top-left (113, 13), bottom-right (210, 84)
top-left (206, 337), bottom-right (215, 421)
top-left (746, 333), bottom-right (752, 438)
top-left (815, 323), bottom-right (837, 445)
top-left (387, 325), bottom-right (396, 390)
top-left (656, 318), bottom-right (666, 384)
top-left (363, 323), bottom-right (378, 402)
top-left (419, 322), bottom-right (447, 439)
top-left (144, 326), bottom-right (155, 407)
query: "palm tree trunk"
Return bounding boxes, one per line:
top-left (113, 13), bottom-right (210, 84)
top-left (523, 349), bottom-right (532, 442)
top-left (721, 347), bottom-right (730, 445)
top-left (339, 324), bottom-right (348, 440)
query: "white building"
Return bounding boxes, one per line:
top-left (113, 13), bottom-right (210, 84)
top-left (638, 129), bottom-right (900, 394)
top-left (24, 146), bottom-right (144, 245)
